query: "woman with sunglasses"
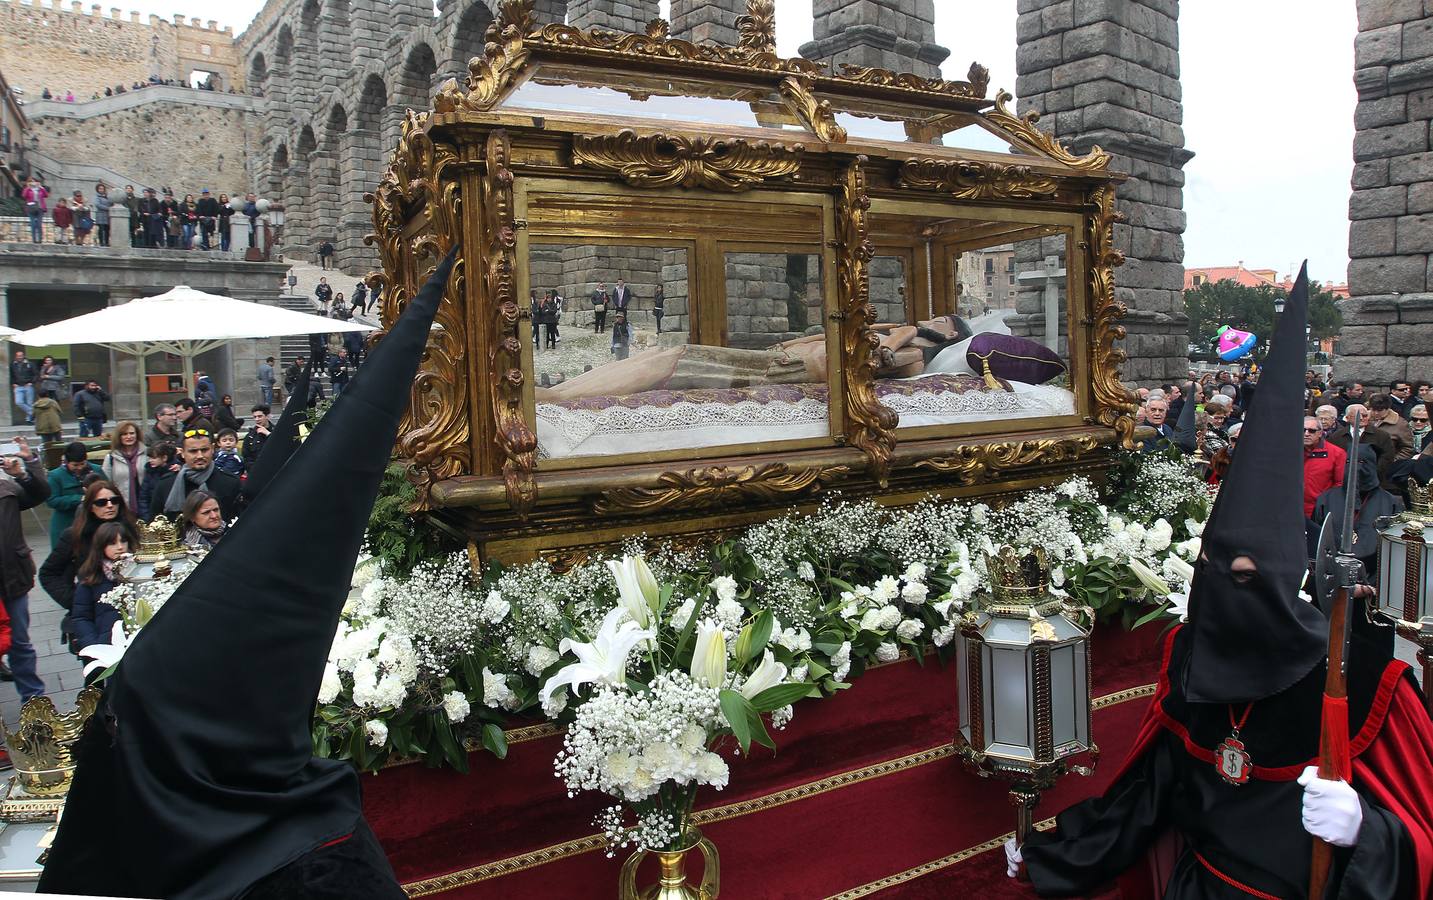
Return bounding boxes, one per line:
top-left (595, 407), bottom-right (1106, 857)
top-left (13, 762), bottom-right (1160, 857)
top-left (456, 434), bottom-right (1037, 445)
top-left (1411, 403), bottom-right (1430, 454)
top-left (40, 481), bottom-right (140, 648)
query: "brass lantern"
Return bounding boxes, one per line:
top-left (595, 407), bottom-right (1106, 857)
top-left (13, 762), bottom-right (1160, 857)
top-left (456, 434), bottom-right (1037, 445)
top-left (954, 547), bottom-right (1096, 843)
top-left (1376, 480), bottom-right (1433, 713)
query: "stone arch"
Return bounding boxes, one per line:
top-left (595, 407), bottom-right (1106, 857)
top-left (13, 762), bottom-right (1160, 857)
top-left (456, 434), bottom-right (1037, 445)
top-left (249, 53), bottom-right (268, 90)
top-left (297, 125), bottom-right (317, 157)
top-left (394, 41), bottom-right (439, 113)
top-left (322, 103), bottom-right (348, 152)
top-left (275, 25), bottom-right (294, 68)
top-left (357, 73), bottom-right (387, 132)
top-left (268, 143), bottom-right (289, 198)
top-left (300, 0), bottom-right (321, 45)
top-left (446, 1), bottom-right (494, 79)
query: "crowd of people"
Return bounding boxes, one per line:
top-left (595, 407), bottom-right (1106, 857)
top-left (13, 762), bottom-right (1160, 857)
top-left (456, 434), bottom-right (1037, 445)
top-left (21, 177), bottom-right (262, 252)
top-left (1138, 368), bottom-right (1433, 595)
top-left (39, 76), bottom-right (238, 102)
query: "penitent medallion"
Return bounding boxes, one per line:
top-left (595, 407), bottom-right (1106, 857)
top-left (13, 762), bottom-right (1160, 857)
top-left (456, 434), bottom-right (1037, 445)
top-left (1215, 733), bottom-right (1252, 786)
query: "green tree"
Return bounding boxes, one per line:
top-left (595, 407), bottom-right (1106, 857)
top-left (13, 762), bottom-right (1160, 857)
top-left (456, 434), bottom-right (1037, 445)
top-left (1184, 279), bottom-right (1342, 359)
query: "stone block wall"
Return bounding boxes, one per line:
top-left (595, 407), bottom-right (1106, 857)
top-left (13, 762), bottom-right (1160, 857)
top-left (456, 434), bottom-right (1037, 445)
top-left (568, 0), bottom-right (658, 33)
top-left (801, 0), bottom-right (949, 78)
top-left (671, 0), bottom-right (744, 45)
top-left (1344, 1), bottom-right (1433, 385)
top-left (870, 253), bottom-right (907, 324)
top-left (28, 100), bottom-right (256, 197)
top-left (0, 1), bottom-right (241, 98)
top-left (1014, 0), bottom-right (1191, 385)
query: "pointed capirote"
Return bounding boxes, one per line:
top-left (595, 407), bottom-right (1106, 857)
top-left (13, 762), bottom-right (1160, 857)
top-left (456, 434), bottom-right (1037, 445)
top-left (1180, 262), bottom-right (1328, 705)
top-left (41, 249), bottom-right (457, 899)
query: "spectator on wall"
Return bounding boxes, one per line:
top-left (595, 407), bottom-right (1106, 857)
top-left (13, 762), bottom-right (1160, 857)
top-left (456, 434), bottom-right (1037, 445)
top-left (52, 198), bottom-right (72, 244)
top-left (93, 183), bottom-right (113, 247)
top-left (23, 178), bottom-right (49, 244)
top-left (217, 193), bottom-right (234, 252)
top-left (139, 188), bottom-right (163, 249)
top-left (180, 194), bottom-right (198, 250)
top-left (121, 185), bottom-right (142, 248)
top-left (196, 189), bottom-right (221, 251)
top-left (10, 351), bottom-right (36, 425)
top-left (318, 240), bottom-right (334, 270)
top-left (71, 192), bottom-right (93, 247)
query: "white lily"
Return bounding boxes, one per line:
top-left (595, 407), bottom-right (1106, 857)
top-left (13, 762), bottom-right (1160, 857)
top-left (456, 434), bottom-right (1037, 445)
top-left (1166, 555), bottom-right (1194, 584)
top-left (740, 649), bottom-right (788, 701)
top-left (1167, 592), bottom-right (1191, 622)
top-left (690, 620), bottom-right (728, 688)
top-left (1128, 558), bottom-right (1171, 597)
top-left (540, 606), bottom-right (654, 707)
top-left (607, 555), bottom-right (661, 628)
top-left (79, 621), bottom-right (132, 678)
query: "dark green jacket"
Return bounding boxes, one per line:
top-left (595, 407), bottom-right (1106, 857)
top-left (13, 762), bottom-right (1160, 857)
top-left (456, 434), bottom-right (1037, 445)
top-left (46, 462), bottom-right (103, 549)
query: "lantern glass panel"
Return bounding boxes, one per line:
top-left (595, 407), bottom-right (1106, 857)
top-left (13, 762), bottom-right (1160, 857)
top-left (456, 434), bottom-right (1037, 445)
top-left (986, 616), bottom-right (1034, 646)
top-left (991, 644), bottom-right (1031, 756)
top-left (1050, 642), bottom-right (1078, 748)
top-left (956, 630), bottom-right (971, 736)
top-left (1377, 524), bottom-right (1433, 621)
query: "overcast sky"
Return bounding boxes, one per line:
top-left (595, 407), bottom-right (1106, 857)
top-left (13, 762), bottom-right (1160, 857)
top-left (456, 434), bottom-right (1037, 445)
top-left (173, 0), bottom-right (1356, 284)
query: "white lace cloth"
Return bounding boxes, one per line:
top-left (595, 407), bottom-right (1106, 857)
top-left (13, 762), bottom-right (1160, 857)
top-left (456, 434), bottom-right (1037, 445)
top-left (536, 380), bottom-right (1076, 459)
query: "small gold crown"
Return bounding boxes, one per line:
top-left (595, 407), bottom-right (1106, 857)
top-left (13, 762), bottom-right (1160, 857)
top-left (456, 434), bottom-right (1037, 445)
top-left (984, 546), bottom-right (1051, 605)
top-left (135, 515), bottom-right (183, 563)
top-left (1408, 480), bottom-right (1432, 519)
top-left (1, 688), bottom-right (101, 797)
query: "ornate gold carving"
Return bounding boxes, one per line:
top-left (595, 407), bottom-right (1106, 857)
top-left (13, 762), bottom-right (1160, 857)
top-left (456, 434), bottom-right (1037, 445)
top-left (780, 75), bottom-right (848, 143)
top-left (836, 60), bottom-right (989, 100)
top-left (436, 0), bottom-right (534, 113)
top-left (367, 111), bottom-right (473, 506)
top-left (898, 158), bottom-right (1059, 201)
top-left (1085, 185), bottom-right (1136, 447)
top-left (481, 131), bottom-right (540, 516)
top-left (593, 462), bottom-right (851, 515)
top-left (984, 90), bottom-right (1111, 171)
top-left (1, 688), bottom-right (101, 797)
top-left (534, 16), bottom-right (822, 76)
top-left (836, 157), bottom-right (897, 484)
top-left (736, 0), bottom-right (776, 54)
top-left (571, 130), bottom-right (804, 191)
top-left (913, 435), bottom-right (1103, 484)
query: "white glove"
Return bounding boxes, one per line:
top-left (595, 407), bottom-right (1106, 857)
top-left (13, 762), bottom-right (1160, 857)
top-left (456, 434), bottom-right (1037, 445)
top-left (1298, 765), bottom-right (1363, 848)
top-left (1005, 837), bottom-right (1023, 878)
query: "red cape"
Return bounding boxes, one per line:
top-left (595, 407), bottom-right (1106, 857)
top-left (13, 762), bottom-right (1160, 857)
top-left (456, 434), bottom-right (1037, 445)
top-left (1113, 627), bottom-right (1433, 898)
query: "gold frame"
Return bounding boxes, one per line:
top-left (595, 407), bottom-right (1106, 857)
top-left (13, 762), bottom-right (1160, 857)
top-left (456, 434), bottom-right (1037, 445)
top-left (370, 0), bottom-right (1132, 560)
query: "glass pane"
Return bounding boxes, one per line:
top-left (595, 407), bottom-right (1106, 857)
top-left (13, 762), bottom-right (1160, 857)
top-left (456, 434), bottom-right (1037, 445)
top-left (935, 120), bottom-right (1024, 154)
top-left (530, 244), bottom-right (833, 461)
top-left (500, 67), bottom-right (807, 133)
top-left (865, 215), bottom-right (1076, 430)
top-left (826, 99), bottom-right (1026, 152)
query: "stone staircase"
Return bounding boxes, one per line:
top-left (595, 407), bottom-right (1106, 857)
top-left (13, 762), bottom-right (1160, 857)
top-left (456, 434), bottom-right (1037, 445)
top-left (274, 258), bottom-right (381, 400)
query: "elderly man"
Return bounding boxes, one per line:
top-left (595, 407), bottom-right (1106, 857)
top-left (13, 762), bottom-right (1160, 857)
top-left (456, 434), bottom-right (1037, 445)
top-left (147, 403), bottom-right (180, 448)
top-left (145, 429), bottom-right (240, 522)
top-left (1315, 403), bottom-right (1339, 437)
top-left (1140, 397), bottom-right (1174, 451)
top-left (1367, 393), bottom-right (1415, 461)
top-left (1302, 414), bottom-right (1345, 519)
top-left (1329, 403), bottom-right (1396, 489)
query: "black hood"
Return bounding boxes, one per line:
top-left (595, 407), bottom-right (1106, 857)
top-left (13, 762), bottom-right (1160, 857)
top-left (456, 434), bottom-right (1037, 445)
top-left (1172, 382), bottom-right (1198, 453)
top-left (1180, 263), bottom-right (1328, 705)
top-left (240, 356), bottom-right (313, 501)
top-left (41, 250), bottom-right (457, 899)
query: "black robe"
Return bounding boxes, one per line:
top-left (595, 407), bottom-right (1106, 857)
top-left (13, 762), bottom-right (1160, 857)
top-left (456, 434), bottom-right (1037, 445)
top-left (1023, 627), bottom-right (1433, 898)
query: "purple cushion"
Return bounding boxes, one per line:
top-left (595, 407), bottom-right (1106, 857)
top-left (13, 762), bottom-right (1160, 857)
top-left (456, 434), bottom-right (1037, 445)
top-left (966, 333), bottom-right (1066, 385)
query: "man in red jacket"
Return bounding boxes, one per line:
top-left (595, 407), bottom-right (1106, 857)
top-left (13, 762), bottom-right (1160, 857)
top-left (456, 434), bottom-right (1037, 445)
top-left (1302, 414), bottom-right (1344, 518)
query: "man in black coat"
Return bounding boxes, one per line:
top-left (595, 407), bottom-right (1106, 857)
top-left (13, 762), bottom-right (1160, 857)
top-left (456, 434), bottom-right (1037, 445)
top-left (138, 187), bottom-right (163, 248)
top-left (194, 189), bottom-right (221, 250)
top-left (145, 430), bottom-right (240, 523)
top-left (591, 281), bottom-right (610, 333)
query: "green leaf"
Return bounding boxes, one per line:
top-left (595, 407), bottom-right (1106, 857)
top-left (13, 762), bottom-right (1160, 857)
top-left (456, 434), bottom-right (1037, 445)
top-left (673, 591), bottom-right (707, 663)
top-left (748, 709), bottom-right (776, 751)
top-left (434, 720), bottom-right (469, 773)
top-left (736, 610), bottom-right (774, 665)
top-left (461, 654), bottom-right (484, 695)
top-left (481, 723), bottom-right (509, 760)
top-left (1130, 603), bottom-right (1172, 630)
top-left (720, 689), bottom-right (753, 753)
top-left (747, 682), bottom-right (812, 713)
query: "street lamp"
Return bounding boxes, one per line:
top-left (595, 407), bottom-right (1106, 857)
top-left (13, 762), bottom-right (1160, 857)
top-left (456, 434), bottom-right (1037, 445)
top-left (954, 547), bottom-right (1097, 845)
top-left (1273, 295), bottom-right (1286, 315)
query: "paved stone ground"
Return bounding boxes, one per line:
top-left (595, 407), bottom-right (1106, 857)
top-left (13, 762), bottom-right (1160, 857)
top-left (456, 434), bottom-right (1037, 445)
top-left (1, 503), bottom-right (86, 728)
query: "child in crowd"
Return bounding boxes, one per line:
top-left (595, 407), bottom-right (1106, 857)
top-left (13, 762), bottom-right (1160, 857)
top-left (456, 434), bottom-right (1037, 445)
top-left (32, 390), bottom-right (63, 444)
top-left (212, 429), bottom-right (245, 478)
top-left (611, 312), bottom-right (631, 361)
top-left (137, 441), bottom-right (178, 521)
top-left (71, 521), bottom-right (131, 680)
top-left (52, 198), bottom-right (72, 244)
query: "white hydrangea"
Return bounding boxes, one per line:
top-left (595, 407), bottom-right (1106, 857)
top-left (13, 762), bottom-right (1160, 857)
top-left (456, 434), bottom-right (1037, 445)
top-left (878, 605), bottom-right (902, 630)
top-left (481, 590), bottom-right (511, 625)
top-left (713, 598), bottom-right (744, 633)
top-left (875, 641), bottom-right (900, 662)
top-left (443, 690), bottom-right (472, 723)
top-left (904, 562), bottom-right (927, 582)
top-left (796, 561), bottom-right (816, 582)
top-left (317, 663), bottom-right (342, 704)
top-left (483, 668), bottom-right (519, 710)
top-left (668, 597), bottom-right (697, 630)
top-left (896, 618), bottom-right (924, 641)
top-left (871, 575), bottom-right (900, 604)
top-left (711, 575), bottom-right (738, 604)
top-left (776, 626), bottom-right (812, 653)
top-left (364, 719), bottom-right (389, 747)
top-left (526, 644), bottom-right (560, 676)
top-left (932, 625), bottom-right (956, 647)
top-left (901, 579), bottom-right (928, 604)
top-left (831, 641), bottom-right (852, 682)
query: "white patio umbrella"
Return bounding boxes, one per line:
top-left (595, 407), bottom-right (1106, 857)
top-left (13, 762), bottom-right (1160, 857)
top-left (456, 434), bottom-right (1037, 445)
top-left (0, 326), bottom-right (20, 338)
top-left (14, 286), bottom-right (373, 419)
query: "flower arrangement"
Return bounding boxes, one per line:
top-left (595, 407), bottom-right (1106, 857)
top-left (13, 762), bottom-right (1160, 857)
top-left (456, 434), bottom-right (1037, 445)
top-left (543, 556), bottom-right (810, 854)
